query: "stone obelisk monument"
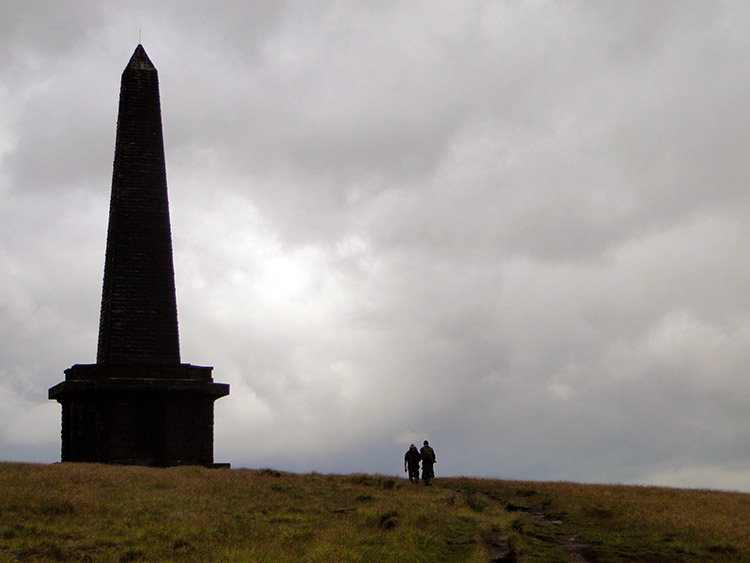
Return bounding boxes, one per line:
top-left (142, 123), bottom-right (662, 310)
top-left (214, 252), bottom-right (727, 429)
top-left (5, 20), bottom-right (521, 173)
top-left (49, 45), bottom-right (229, 467)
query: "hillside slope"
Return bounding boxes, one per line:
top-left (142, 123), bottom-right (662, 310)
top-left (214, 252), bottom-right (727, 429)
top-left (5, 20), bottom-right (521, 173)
top-left (0, 462), bottom-right (747, 561)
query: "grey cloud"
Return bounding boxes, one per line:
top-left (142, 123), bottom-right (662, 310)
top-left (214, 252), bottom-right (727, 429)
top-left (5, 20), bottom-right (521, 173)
top-left (2, 1), bottom-right (750, 492)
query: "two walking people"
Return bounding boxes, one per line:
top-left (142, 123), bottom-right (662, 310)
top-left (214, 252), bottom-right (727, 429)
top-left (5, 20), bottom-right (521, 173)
top-left (403, 440), bottom-right (437, 486)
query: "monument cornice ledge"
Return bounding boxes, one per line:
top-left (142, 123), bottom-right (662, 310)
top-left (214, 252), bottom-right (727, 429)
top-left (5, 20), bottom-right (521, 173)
top-left (49, 378), bottom-right (230, 400)
top-left (64, 363), bottom-right (215, 380)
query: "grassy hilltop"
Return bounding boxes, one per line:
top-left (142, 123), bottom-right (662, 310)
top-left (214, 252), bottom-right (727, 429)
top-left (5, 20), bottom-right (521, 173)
top-left (0, 462), bottom-right (748, 562)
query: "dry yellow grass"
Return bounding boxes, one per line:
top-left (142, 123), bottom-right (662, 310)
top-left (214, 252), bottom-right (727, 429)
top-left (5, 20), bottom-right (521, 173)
top-left (0, 463), bottom-right (747, 561)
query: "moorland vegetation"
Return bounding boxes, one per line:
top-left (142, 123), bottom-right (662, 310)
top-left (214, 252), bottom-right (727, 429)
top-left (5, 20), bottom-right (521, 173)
top-left (0, 462), bottom-right (747, 561)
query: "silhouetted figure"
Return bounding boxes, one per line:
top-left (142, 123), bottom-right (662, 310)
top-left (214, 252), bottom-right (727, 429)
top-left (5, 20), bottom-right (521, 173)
top-left (404, 444), bottom-right (421, 484)
top-left (420, 440), bottom-right (436, 486)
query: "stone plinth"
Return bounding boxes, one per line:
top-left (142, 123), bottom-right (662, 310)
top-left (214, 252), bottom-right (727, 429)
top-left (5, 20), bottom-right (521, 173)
top-left (50, 364), bottom-right (229, 466)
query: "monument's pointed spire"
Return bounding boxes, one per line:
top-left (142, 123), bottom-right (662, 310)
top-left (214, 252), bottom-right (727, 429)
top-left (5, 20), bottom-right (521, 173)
top-left (96, 44), bottom-right (180, 364)
top-left (127, 44), bottom-right (156, 71)
top-left (50, 45), bottom-right (228, 467)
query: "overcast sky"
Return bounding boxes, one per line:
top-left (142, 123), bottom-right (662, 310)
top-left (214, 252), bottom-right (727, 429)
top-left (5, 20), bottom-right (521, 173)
top-left (2, 1), bottom-right (750, 492)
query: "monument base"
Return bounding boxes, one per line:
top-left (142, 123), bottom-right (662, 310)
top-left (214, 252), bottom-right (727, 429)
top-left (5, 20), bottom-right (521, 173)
top-left (49, 364), bottom-right (229, 467)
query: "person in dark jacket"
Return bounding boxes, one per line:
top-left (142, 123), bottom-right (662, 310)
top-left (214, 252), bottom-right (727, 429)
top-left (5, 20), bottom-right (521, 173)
top-left (420, 440), bottom-right (437, 486)
top-left (404, 444), bottom-right (421, 484)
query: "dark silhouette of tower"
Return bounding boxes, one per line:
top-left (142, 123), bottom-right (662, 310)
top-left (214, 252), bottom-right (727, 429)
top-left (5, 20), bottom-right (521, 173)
top-left (49, 45), bottom-right (229, 467)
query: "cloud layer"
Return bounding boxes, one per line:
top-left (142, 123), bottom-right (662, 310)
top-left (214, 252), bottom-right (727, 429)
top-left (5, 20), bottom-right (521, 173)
top-left (2, 1), bottom-right (750, 491)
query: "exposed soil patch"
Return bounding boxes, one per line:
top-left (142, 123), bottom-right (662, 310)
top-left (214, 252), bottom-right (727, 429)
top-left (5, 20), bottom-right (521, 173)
top-left (482, 525), bottom-right (516, 562)
top-left (519, 504), bottom-right (597, 562)
top-left (476, 494), bottom-right (597, 562)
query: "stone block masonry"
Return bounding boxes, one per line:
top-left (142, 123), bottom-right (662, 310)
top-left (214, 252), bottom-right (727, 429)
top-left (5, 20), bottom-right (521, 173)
top-left (49, 45), bottom-right (229, 467)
